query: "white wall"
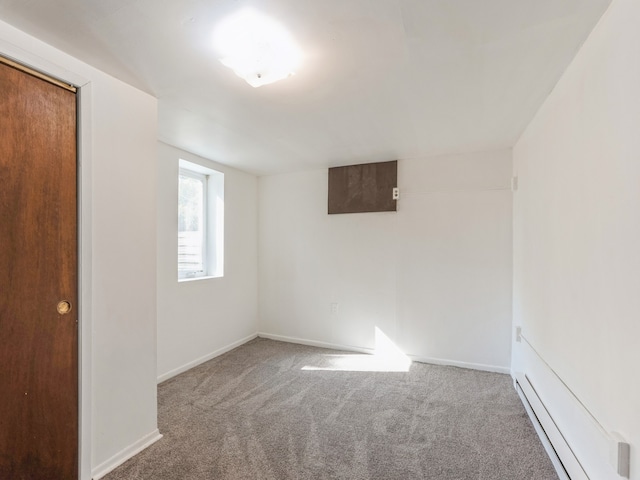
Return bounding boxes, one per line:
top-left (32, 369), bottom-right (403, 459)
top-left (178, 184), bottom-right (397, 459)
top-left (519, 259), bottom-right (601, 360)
top-left (90, 81), bottom-right (158, 477)
top-left (0, 19), bottom-right (158, 480)
top-left (157, 143), bottom-right (258, 381)
top-left (259, 150), bottom-right (513, 371)
top-left (512, 0), bottom-right (640, 477)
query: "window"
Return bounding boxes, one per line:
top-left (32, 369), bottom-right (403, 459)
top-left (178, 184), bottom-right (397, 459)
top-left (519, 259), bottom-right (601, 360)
top-left (178, 169), bottom-right (206, 278)
top-left (178, 159), bottom-right (224, 280)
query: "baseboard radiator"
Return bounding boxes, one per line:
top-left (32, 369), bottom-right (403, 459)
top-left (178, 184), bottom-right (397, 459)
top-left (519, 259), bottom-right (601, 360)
top-left (514, 336), bottom-right (630, 480)
top-left (515, 372), bottom-right (585, 479)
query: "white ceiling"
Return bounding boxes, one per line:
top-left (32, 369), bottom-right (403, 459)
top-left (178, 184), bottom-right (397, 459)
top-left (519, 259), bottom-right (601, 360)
top-left (0, 0), bottom-right (611, 175)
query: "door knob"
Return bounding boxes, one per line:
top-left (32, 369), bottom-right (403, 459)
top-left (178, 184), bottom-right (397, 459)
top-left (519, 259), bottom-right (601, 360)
top-left (57, 301), bottom-right (72, 315)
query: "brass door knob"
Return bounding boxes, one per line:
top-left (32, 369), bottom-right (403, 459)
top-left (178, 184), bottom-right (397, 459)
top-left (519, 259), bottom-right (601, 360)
top-left (57, 301), bottom-right (72, 315)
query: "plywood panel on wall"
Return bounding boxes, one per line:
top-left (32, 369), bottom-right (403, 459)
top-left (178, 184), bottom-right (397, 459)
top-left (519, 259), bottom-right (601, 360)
top-left (328, 160), bottom-right (397, 214)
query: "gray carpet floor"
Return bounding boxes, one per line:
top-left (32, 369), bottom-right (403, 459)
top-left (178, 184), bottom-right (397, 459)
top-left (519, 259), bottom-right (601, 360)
top-left (104, 338), bottom-right (558, 480)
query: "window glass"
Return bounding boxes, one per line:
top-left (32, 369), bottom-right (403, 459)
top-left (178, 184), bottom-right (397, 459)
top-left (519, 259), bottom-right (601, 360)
top-left (178, 170), bottom-right (206, 278)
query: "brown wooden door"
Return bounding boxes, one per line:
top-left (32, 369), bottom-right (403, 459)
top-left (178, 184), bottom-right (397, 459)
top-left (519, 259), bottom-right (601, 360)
top-left (0, 61), bottom-right (78, 479)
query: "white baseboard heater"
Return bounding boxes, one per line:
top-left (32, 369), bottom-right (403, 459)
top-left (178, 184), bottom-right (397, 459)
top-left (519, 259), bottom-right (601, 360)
top-left (515, 372), bottom-right (585, 480)
top-left (515, 361), bottom-right (630, 479)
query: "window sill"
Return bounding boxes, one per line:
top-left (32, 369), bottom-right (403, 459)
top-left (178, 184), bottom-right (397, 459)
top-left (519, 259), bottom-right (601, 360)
top-left (178, 275), bottom-right (222, 283)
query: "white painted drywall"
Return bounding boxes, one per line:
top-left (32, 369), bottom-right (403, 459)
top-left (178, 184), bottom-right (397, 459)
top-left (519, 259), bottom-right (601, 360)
top-left (0, 19), bottom-right (158, 479)
top-left (397, 152), bottom-right (513, 369)
top-left (512, 0), bottom-right (640, 477)
top-left (259, 150), bottom-right (513, 371)
top-left (156, 143), bottom-right (258, 381)
top-left (90, 79), bottom-right (158, 475)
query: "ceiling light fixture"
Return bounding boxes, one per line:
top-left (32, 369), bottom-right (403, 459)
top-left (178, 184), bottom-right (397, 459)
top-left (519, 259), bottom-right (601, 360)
top-left (213, 8), bottom-right (302, 88)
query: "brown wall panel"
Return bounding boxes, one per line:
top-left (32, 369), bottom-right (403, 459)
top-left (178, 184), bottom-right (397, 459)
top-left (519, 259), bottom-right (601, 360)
top-left (328, 160), bottom-right (397, 214)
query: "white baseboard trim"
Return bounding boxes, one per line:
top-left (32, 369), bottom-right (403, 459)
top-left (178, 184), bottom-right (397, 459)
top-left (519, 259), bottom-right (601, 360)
top-left (257, 332), bottom-right (510, 374)
top-left (409, 354), bottom-right (510, 374)
top-left (258, 332), bottom-right (376, 355)
top-left (91, 429), bottom-right (162, 480)
top-left (157, 333), bottom-right (258, 384)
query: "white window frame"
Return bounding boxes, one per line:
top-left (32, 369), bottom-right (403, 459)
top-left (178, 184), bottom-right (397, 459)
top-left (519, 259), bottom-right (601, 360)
top-left (178, 159), bottom-right (224, 282)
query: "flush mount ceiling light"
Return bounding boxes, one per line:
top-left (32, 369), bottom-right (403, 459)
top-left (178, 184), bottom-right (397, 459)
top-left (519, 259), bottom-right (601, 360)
top-left (213, 8), bottom-right (302, 88)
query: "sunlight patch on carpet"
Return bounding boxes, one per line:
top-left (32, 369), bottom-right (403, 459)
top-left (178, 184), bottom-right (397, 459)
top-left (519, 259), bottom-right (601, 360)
top-left (301, 327), bottom-right (411, 372)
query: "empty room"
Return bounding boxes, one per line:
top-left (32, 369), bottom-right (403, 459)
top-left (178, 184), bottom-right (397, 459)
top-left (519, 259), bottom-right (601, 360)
top-left (0, 0), bottom-right (638, 479)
